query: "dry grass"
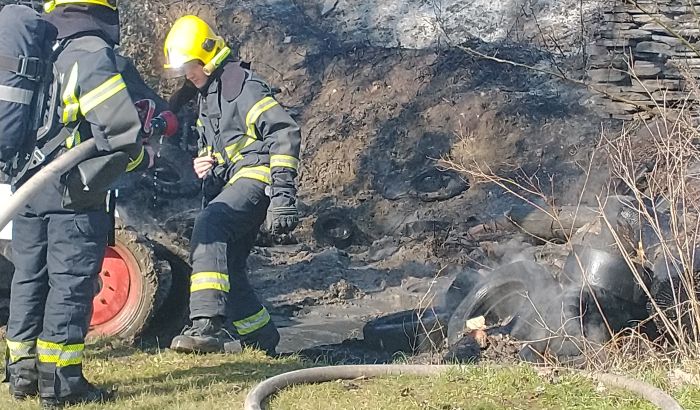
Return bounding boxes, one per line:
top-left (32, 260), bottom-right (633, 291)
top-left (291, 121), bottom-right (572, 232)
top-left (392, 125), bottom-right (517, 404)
top-left (3, 340), bottom-right (695, 409)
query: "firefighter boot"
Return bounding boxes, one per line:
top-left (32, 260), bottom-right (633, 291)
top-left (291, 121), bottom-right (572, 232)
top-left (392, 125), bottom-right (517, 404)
top-left (240, 321), bottom-right (280, 356)
top-left (7, 358), bottom-right (39, 400)
top-left (40, 379), bottom-right (114, 409)
top-left (170, 317), bottom-right (225, 353)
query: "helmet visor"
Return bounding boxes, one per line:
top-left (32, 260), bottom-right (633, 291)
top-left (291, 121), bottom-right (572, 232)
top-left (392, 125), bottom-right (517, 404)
top-left (163, 47), bottom-right (192, 78)
top-left (163, 59), bottom-right (204, 80)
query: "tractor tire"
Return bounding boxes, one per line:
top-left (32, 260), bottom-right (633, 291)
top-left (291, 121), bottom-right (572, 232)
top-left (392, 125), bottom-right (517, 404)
top-left (89, 227), bottom-right (171, 341)
top-left (144, 239), bottom-right (192, 346)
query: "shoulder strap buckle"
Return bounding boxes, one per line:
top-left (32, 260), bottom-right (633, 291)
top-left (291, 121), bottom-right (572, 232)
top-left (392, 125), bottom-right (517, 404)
top-left (17, 56), bottom-right (42, 81)
top-left (30, 147), bottom-right (45, 167)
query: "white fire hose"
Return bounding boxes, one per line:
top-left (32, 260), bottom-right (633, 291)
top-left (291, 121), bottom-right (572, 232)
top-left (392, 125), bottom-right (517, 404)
top-left (244, 365), bottom-right (684, 410)
top-left (0, 138), bottom-right (97, 233)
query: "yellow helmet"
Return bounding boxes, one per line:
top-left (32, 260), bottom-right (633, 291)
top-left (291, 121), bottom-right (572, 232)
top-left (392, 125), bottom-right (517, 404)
top-left (44, 0), bottom-right (117, 13)
top-left (163, 15), bottom-right (231, 78)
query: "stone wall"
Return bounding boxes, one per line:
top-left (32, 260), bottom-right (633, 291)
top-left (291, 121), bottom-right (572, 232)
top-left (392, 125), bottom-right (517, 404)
top-left (587, 0), bottom-right (700, 119)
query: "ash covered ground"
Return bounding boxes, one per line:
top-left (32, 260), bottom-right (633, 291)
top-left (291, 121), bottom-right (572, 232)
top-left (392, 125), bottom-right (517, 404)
top-left (0, 0), bottom-right (630, 363)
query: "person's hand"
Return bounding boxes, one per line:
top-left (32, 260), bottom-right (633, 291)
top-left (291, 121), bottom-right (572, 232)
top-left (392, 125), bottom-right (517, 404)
top-left (193, 155), bottom-right (216, 179)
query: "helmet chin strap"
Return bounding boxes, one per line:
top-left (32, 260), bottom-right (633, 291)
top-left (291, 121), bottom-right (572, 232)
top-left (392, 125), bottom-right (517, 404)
top-left (203, 46), bottom-right (231, 76)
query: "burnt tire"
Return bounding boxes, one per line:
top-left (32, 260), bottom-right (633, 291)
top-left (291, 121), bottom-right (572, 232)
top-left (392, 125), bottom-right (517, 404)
top-left (446, 261), bottom-right (554, 346)
top-left (649, 274), bottom-right (698, 339)
top-left (443, 269), bottom-right (481, 315)
top-left (88, 227), bottom-right (169, 341)
top-left (313, 209), bottom-right (356, 249)
top-left (363, 309), bottom-right (446, 354)
top-left (140, 145), bottom-right (200, 199)
top-left (447, 277), bottom-right (528, 346)
top-left (411, 168), bottom-right (469, 202)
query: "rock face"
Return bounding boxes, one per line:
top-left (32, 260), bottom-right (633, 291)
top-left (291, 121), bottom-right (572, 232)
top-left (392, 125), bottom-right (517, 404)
top-left (586, 0), bottom-right (700, 119)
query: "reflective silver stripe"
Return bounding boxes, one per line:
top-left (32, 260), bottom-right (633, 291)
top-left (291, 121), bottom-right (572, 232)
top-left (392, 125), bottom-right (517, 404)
top-left (56, 350), bottom-right (83, 367)
top-left (37, 339), bottom-right (84, 367)
top-left (6, 339), bottom-right (36, 363)
top-left (0, 85), bottom-right (33, 105)
top-left (246, 97), bottom-right (278, 139)
top-left (226, 166), bottom-right (271, 186)
top-left (62, 63), bottom-right (79, 123)
top-left (270, 154), bottom-right (300, 170)
top-left (190, 271), bottom-right (230, 293)
top-left (233, 307), bottom-right (271, 335)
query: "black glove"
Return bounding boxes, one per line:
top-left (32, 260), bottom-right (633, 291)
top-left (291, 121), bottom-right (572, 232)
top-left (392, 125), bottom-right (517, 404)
top-left (267, 195), bottom-right (299, 235)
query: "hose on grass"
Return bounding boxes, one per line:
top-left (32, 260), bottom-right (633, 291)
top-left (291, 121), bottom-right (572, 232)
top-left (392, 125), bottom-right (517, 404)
top-left (244, 364), bottom-right (684, 410)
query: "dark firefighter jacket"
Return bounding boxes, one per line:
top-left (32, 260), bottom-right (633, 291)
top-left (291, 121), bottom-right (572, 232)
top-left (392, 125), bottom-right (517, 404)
top-left (37, 6), bottom-right (145, 207)
top-left (196, 61), bottom-right (300, 201)
top-left (50, 35), bottom-right (145, 209)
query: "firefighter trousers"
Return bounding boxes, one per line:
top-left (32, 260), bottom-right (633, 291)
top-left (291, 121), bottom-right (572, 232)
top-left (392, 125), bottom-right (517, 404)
top-left (189, 177), bottom-right (274, 340)
top-left (5, 174), bottom-right (109, 399)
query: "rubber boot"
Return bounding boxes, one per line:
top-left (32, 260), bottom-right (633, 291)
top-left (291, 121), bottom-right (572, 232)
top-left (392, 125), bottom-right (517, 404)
top-left (170, 317), bottom-right (225, 353)
top-left (40, 380), bottom-right (114, 409)
top-left (6, 358), bottom-right (39, 400)
top-left (240, 322), bottom-right (280, 356)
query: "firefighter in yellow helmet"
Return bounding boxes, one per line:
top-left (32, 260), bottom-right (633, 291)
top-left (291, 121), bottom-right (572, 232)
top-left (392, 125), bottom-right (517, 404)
top-left (4, 0), bottom-right (148, 406)
top-left (164, 16), bottom-right (301, 355)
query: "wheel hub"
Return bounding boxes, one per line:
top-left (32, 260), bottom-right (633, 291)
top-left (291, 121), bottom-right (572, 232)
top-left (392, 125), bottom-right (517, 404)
top-left (91, 246), bottom-right (133, 327)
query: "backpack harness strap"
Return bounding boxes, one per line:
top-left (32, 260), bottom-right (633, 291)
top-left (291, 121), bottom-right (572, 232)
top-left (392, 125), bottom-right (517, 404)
top-left (0, 54), bottom-right (43, 80)
top-left (0, 84), bottom-right (33, 105)
top-left (10, 39), bottom-right (72, 183)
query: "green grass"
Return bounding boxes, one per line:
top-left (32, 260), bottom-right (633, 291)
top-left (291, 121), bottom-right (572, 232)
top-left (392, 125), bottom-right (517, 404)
top-left (0, 341), bottom-right (698, 409)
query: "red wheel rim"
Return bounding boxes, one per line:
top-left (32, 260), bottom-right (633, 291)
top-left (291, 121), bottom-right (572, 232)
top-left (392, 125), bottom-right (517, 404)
top-left (90, 245), bottom-right (136, 328)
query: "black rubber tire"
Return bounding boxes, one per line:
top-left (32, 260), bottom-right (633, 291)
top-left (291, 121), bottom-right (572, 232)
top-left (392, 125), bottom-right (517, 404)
top-left (447, 277), bottom-right (528, 346)
top-left (411, 168), bottom-right (469, 202)
top-left (443, 269), bottom-right (482, 315)
top-left (88, 227), bottom-right (167, 341)
top-left (140, 144), bottom-right (200, 199)
top-left (363, 310), bottom-right (446, 354)
top-left (313, 210), bottom-right (356, 249)
top-left (143, 239), bottom-right (192, 346)
top-left (446, 260), bottom-right (554, 346)
top-left (649, 274), bottom-right (696, 339)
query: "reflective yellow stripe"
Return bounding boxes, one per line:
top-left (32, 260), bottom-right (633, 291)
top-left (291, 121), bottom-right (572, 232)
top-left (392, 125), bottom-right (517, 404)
top-left (126, 146), bottom-right (145, 172)
top-left (196, 119), bottom-right (203, 127)
top-left (190, 271), bottom-right (230, 293)
top-left (6, 339), bottom-right (36, 363)
top-left (270, 154), bottom-right (299, 170)
top-left (233, 307), bottom-right (271, 335)
top-left (226, 165), bottom-right (271, 186)
top-left (245, 97), bottom-right (279, 139)
top-left (37, 339), bottom-right (84, 367)
top-left (224, 136), bottom-right (257, 163)
top-left (45, 0), bottom-right (117, 13)
top-left (199, 146), bottom-right (225, 164)
top-left (80, 74), bottom-right (126, 115)
top-left (65, 129), bottom-right (81, 149)
top-left (61, 63), bottom-right (79, 124)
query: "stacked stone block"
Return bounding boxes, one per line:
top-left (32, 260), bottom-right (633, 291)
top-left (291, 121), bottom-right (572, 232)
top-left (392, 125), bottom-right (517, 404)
top-left (588, 0), bottom-right (700, 119)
